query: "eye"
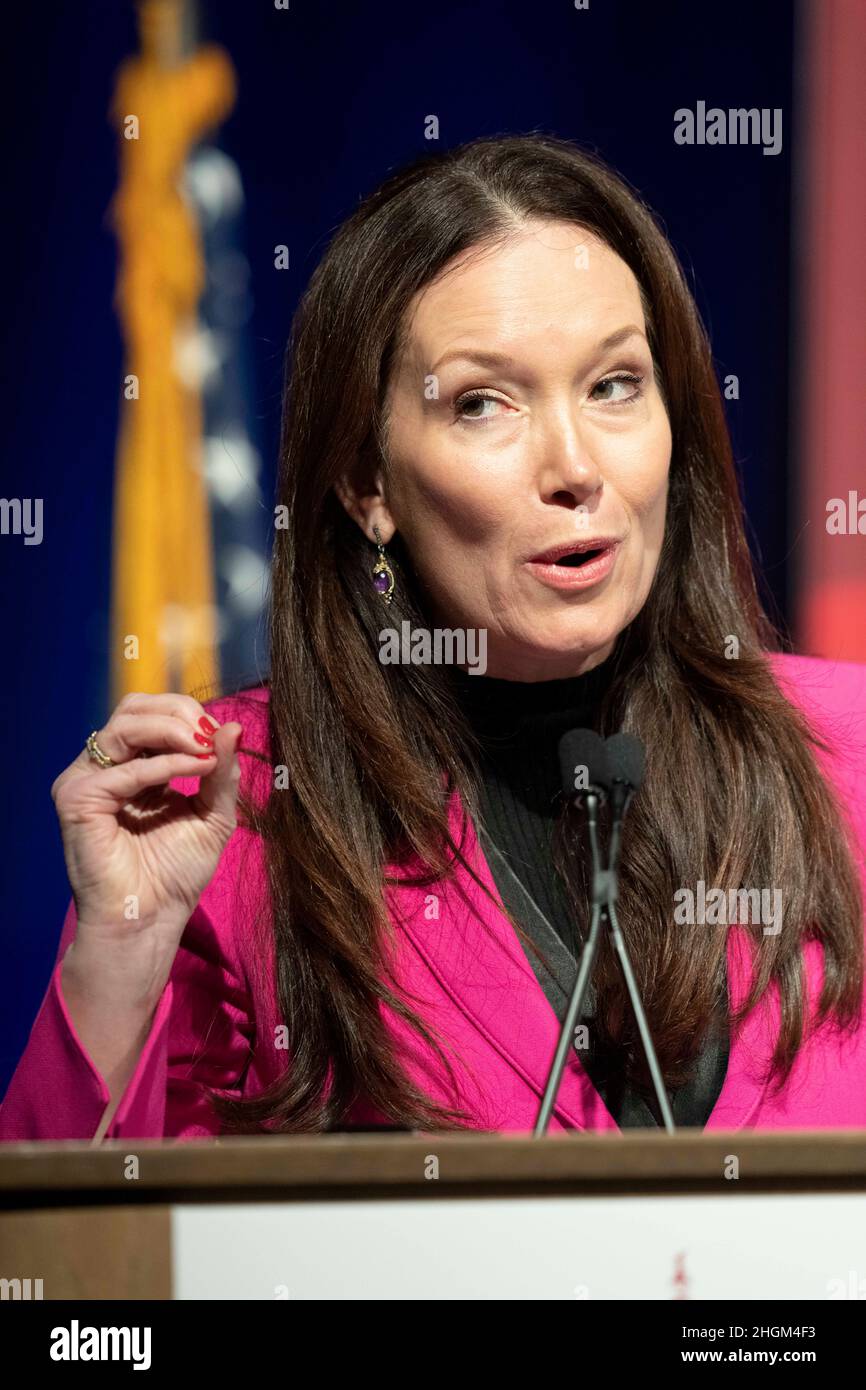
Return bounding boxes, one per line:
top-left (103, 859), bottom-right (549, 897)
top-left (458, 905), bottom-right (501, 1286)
top-left (589, 372), bottom-right (644, 406)
top-left (453, 389), bottom-right (509, 423)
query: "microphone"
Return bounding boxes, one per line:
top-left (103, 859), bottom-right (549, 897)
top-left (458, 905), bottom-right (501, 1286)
top-left (605, 731), bottom-right (645, 815)
top-left (558, 729), bottom-right (608, 901)
top-left (606, 732), bottom-right (645, 787)
top-left (535, 726), bottom-right (675, 1137)
top-left (605, 732), bottom-right (646, 868)
top-left (558, 729), bottom-right (610, 801)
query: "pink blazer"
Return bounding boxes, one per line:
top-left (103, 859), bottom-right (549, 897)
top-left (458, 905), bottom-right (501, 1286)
top-left (3, 652), bottom-right (866, 1141)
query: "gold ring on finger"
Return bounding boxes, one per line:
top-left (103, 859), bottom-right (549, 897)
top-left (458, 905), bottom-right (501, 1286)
top-left (85, 731), bottom-right (115, 769)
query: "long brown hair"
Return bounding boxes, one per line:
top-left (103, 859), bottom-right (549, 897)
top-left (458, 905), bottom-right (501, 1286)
top-left (218, 132), bottom-right (863, 1132)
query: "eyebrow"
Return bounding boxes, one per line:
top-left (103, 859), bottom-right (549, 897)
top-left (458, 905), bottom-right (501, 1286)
top-left (430, 326), bottom-right (647, 374)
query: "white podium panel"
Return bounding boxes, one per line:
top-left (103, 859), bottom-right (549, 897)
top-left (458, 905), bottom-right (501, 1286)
top-left (172, 1192), bottom-right (866, 1300)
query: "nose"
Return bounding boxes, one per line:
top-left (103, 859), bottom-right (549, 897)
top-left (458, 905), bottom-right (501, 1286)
top-left (535, 400), bottom-right (603, 507)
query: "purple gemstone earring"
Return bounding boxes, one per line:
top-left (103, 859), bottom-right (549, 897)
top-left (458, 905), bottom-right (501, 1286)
top-left (371, 525), bottom-right (395, 604)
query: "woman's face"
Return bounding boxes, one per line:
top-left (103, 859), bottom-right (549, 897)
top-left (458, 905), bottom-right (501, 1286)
top-left (358, 219), bottom-right (672, 681)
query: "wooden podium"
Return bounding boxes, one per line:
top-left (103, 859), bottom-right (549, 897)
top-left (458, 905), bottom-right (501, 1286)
top-left (2, 1130), bottom-right (866, 1299)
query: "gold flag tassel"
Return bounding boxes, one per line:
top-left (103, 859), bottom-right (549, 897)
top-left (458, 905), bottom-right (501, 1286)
top-left (108, 0), bottom-right (236, 700)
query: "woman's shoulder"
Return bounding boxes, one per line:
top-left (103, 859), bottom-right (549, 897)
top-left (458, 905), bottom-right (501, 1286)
top-left (767, 650), bottom-right (866, 722)
top-left (767, 651), bottom-right (866, 842)
top-left (768, 651), bottom-right (866, 756)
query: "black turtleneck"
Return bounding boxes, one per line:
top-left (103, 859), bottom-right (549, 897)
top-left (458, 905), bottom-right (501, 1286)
top-left (447, 657), bottom-right (730, 1129)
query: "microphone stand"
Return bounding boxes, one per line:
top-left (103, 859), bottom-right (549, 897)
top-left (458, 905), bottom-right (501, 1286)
top-left (533, 787), bottom-right (675, 1137)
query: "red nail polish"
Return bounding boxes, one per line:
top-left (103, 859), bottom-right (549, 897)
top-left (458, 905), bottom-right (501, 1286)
top-left (195, 752), bottom-right (215, 760)
top-left (194, 732), bottom-right (214, 747)
top-left (199, 716), bottom-right (218, 733)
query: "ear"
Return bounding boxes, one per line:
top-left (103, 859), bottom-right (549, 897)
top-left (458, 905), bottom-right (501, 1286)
top-left (333, 471), bottom-right (396, 544)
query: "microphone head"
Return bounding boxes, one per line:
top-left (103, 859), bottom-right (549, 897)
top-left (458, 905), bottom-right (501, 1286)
top-left (605, 732), bottom-right (646, 792)
top-left (558, 728), bottom-right (611, 799)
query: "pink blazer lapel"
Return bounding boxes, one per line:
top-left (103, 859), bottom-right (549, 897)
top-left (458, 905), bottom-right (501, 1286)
top-left (386, 791), bottom-right (616, 1130)
top-left (387, 789), bottom-right (772, 1132)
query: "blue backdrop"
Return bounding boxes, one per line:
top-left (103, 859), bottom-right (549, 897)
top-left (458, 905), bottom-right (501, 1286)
top-left (0, 0), bottom-right (795, 1089)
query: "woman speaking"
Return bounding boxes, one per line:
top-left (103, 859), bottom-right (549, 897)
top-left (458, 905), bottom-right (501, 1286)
top-left (3, 133), bottom-right (866, 1141)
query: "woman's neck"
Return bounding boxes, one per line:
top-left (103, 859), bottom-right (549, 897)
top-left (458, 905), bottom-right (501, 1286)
top-left (447, 652), bottom-right (617, 745)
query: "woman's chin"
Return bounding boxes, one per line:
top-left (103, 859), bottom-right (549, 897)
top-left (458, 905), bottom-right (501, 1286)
top-left (483, 630), bottom-right (618, 680)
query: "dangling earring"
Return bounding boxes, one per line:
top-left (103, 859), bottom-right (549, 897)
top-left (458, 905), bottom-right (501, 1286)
top-left (371, 525), bottom-right (395, 604)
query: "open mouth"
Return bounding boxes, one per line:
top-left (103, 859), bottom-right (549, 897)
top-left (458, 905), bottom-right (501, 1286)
top-left (524, 540), bottom-right (619, 586)
top-left (553, 547), bottom-right (608, 568)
